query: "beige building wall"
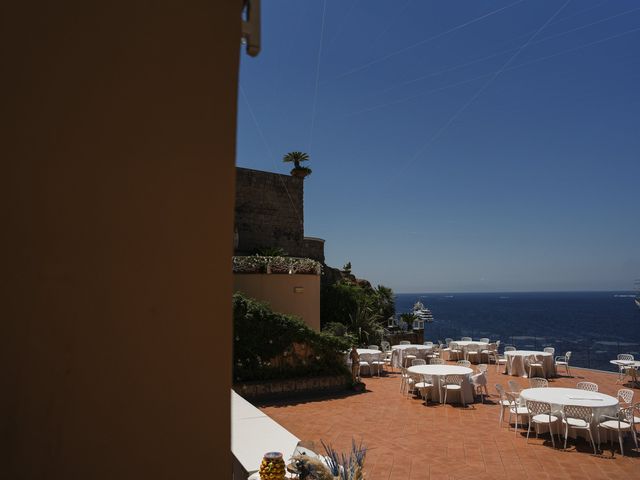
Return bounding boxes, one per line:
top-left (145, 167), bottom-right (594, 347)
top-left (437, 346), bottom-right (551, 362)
top-left (234, 274), bottom-right (321, 331)
top-left (2, 1), bottom-right (239, 478)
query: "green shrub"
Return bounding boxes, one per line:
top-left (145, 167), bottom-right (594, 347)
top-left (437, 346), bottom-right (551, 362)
top-left (233, 292), bottom-right (351, 382)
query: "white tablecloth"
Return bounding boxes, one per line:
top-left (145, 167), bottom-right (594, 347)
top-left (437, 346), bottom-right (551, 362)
top-left (520, 387), bottom-right (618, 439)
top-left (505, 350), bottom-right (554, 377)
top-left (391, 344), bottom-right (431, 368)
top-left (442, 341), bottom-right (488, 362)
top-left (407, 364), bottom-right (474, 404)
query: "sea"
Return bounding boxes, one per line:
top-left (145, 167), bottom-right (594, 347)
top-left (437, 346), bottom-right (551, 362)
top-left (395, 291), bottom-right (640, 373)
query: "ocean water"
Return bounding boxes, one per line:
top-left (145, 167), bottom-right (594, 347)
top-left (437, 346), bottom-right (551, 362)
top-left (395, 291), bottom-right (640, 372)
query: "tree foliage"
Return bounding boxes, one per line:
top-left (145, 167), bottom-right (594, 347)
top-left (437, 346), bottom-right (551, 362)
top-left (233, 292), bottom-right (350, 382)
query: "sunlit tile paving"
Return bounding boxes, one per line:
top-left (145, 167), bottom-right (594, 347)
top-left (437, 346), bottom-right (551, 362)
top-left (258, 363), bottom-right (639, 480)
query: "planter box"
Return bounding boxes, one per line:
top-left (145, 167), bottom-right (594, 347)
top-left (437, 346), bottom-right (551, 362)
top-left (235, 375), bottom-right (351, 401)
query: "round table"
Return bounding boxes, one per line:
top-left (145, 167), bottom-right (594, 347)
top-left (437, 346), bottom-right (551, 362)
top-left (391, 344), bottom-right (432, 368)
top-left (610, 359), bottom-right (640, 386)
top-left (520, 387), bottom-right (618, 438)
top-left (442, 340), bottom-right (489, 362)
top-left (407, 364), bottom-right (474, 404)
top-left (505, 350), bottom-right (554, 377)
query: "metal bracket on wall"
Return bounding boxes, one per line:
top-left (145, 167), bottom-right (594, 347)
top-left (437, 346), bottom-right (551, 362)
top-left (241, 0), bottom-right (261, 57)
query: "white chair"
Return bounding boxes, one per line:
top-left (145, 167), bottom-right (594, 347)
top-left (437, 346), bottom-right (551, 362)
top-left (617, 354), bottom-right (635, 382)
top-left (399, 366), bottom-right (414, 396)
top-left (528, 377), bottom-right (548, 388)
top-left (555, 351), bottom-right (572, 376)
top-left (576, 381), bottom-right (598, 392)
top-left (508, 380), bottom-right (522, 396)
top-left (399, 340), bottom-right (411, 345)
top-left (423, 341), bottom-right (433, 347)
top-left (456, 360), bottom-right (471, 368)
top-left (380, 340), bottom-right (390, 352)
top-left (479, 337), bottom-right (490, 343)
top-left (494, 384), bottom-right (513, 426)
top-left (476, 364), bottom-right (488, 374)
top-left (442, 374), bottom-right (465, 406)
top-left (527, 354), bottom-right (545, 379)
top-left (562, 405), bottom-right (596, 454)
top-left (414, 374), bottom-right (434, 403)
top-left (358, 355), bottom-right (370, 377)
top-left (471, 371), bottom-right (488, 403)
top-left (617, 389), bottom-right (634, 406)
top-left (370, 352), bottom-right (386, 376)
top-left (506, 391), bottom-right (529, 434)
top-left (526, 400), bottom-right (560, 447)
top-left (487, 347), bottom-right (507, 373)
top-left (411, 358), bottom-right (426, 366)
top-left (466, 343), bottom-right (481, 364)
top-left (543, 347), bottom-right (555, 356)
top-left (448, 342), bottom-right (462, 361)
top-left (444, 337), bottom-right (453, 346)
top-left (597, 405), bottom-right (639, 456)
top-left (402, 347), bottom-right (418, 368)
top-left (461, 337), bottom-right (472, 342)
top-left (504, 346), bottom-right (516, 352)
top-left (430, 358), bottom-right (444, 365)
top-left (367, 344), bottom-right (380, 351)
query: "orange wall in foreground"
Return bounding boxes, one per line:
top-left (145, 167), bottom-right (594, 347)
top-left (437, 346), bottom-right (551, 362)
top-left (234, 274), bottom-right (321, 331)
top-left (2, 1), bottom-right (239, 478)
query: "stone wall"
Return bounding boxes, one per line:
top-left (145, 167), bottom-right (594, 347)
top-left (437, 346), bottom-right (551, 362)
top-left (235, 375), bottom-right (351, 401)
top-left (235, 167), bottom-right (305, 257)
top-left (302, 237), bottom-right (325, 263)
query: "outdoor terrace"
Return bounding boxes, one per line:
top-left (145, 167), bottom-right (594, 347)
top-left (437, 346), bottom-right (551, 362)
top-left (257, 362), bottom-right (639, 480)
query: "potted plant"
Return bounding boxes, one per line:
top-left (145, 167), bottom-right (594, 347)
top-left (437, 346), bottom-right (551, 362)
top-left (283, 151), bottom-right (312, 178)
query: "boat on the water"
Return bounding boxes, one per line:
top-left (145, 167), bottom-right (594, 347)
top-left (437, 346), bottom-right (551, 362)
top-left (412, 301), bottom-right (434, 329)
top-left (635, 280), bottom-right (640, 309)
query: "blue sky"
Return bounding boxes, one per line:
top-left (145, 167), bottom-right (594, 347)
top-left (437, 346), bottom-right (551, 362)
top-left (237, 0), bottom-right (640, 293)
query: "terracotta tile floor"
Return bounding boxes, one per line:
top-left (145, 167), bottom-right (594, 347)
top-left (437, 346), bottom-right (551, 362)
top-left (257, 363), bottom-right (639, 480)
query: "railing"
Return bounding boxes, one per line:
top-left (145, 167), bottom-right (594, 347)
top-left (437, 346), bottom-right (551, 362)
top-left (417, 324), bottom-right (639, 372)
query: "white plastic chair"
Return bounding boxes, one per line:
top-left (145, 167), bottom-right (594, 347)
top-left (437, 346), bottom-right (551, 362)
top-left (527, 354), bottom-right (545, 379)
top-left (508, 380), bottom-right (522, 396)
top-left (562, 405), bottom-right (596, 454)
top-left (442, 374), bottom-right (465, 406)
top-left (617, 354), bottom-right (635, 382)
top-left (370, 352), bottom-right (385, 376)
top-left (506, 391), bottom-right (529, 434)
top-left (471, 371), bottom-right (488, 403)
top-left (402, 347), bottom-right (418, 368)
top-left (555, 351), bottom-right (572, 376)
top-left (399, 366), bottom-right (414, 396)
top-left (504, 346), bottom-right (516, 352)
top-left (543, 347), bottom-right (555, 356)
top-left (597, 405), bottom-right (638, 456)
top-left (526, 400), bottom-right (560, 447)
top-left (399, 340), bottom-right (411, 345)
top-left (528, 377), bottom-right (548, 388)
top-left (576, 381), bottom-right (598, 392)
top-left (380, 340), bottom-right (391, 352)
top-left (423, 341), bottom-right (433, 347)
top-left (617, 389), bottom-right (634, 406)
top-left (495, 384), bottom-right (512, 426)
top-left (411, 358), bottom-right (426, 366)
top-left (456, 360), bottom-right (471, 368)
top-left (367, 344), bottom-right (380, 351)
top-left (414, 374), bottom-right (433, 403)
top-left (466, 343), bottom-right (481, 364)
top-left (461, 337), bottom-right (472, 342)
top-left (476, 364), bottom-right (488, 374)
top-left (479, 337), bottom-right (490, 343)
top-left (444, 338), bottom-right (453, 346)
top-left (448, 342), bottom-right (462, 361)
top-left (430, 358), bottom-right (444, 365)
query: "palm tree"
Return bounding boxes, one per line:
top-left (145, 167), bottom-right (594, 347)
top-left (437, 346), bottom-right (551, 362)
top-left (283, 151), bottom-right (312, 177)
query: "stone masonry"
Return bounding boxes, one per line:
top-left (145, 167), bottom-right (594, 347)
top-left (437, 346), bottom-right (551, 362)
top-left (235, 167), bottom-right (305, 257)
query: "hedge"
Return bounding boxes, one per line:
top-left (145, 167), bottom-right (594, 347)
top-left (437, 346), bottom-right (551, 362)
top-left (233, 292), bottom-right (351, 382)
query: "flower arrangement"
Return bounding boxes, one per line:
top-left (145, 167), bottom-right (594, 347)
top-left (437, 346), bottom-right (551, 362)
top-left (290, 440), bottom-right (367, 480)
top-left (233, 256), bottom-right (322, 275)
